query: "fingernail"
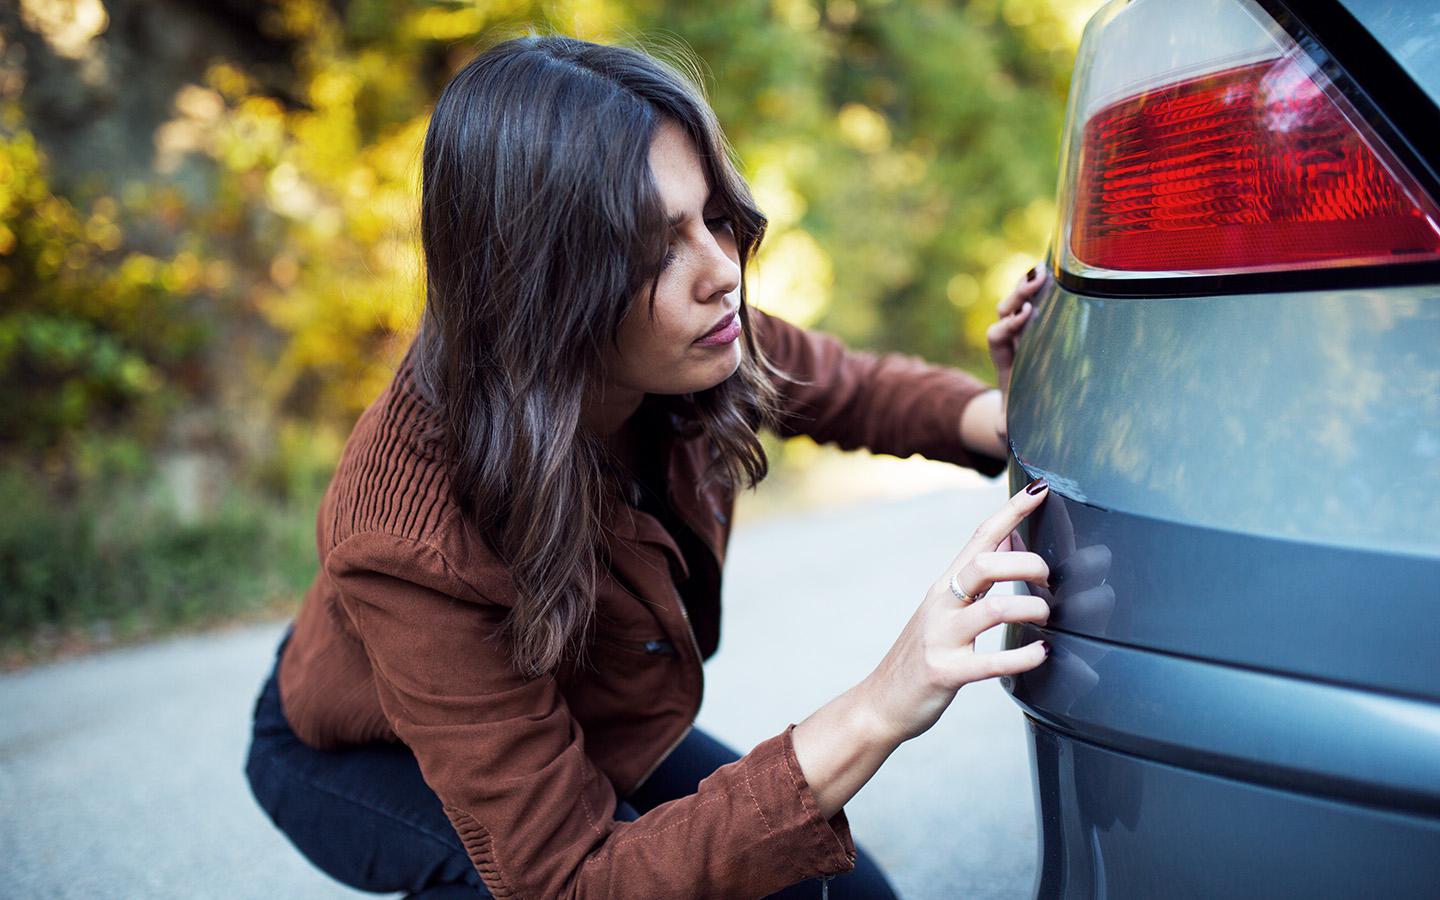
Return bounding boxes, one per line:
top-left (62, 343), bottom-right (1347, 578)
top-left (1026, 267), bottom-right (1037, 282)
top-left (1041, 641), bottom-right (1050, 655)
top-left (1025, 477), bottom-right (1049, 495)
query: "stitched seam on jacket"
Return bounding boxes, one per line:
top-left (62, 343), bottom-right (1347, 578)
top-left (744, 766), bottom-right (773, 836)
top-left (779, 744), bottom-right (851, 876)
top-left (576, 783), bottom-right (605, 837)
top-left (423, 508), bottom-right (498, 602)
top-left (780, 747), bottom-right (818, 820)
top-left (329, 523), bottom-right (492, 607)
top-left (588, 793), bottom-right (722, 860)
top-left (318, 581), bottom-right (368, 647)
top-left (591, 758), bottom-right (787, 862)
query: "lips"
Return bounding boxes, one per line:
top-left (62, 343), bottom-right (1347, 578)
top-left (697, 310), bottom-right (737, 341)
top-left (694, 309), bottom-right (742, 348)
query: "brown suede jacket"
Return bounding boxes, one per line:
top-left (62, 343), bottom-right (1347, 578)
top-left (277, 309), bottom-right (1004, 899)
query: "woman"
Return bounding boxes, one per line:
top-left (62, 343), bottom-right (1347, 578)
top-left (245, 34), bottom-right (1050, 900)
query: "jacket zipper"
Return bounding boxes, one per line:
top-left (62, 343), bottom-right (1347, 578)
top-left (631, 455), bottom-right (715, 791)
top-left (631, 582), bottom-right (705, 791)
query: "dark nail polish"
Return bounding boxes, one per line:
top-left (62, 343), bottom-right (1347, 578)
top-left (1025, 477), bottom-right (1049, 495)
top-left (1041, 641), bottom-right (1051, 655)
top-left (1026, 266), bottom-right (1038, 282)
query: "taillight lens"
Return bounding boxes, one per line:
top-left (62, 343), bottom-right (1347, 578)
top-left (1058, 0), bottom-right (1440, 279)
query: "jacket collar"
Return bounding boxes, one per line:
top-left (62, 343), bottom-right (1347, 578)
top-left (603, 501), bottom-right (690, 582)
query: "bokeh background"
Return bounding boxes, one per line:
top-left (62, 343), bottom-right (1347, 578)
top-left (0, 0), bottom-right (1096, 665)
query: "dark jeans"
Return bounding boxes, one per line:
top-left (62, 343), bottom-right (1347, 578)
top-left (245, 629), bottom-right (899, 899)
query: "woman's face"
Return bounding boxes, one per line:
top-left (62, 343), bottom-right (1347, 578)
top-left (604, 121), bottom-right (744, 399)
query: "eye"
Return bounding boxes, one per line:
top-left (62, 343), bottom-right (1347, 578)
top-left (705, 216), bottom-right (733, 234)
top-left (659, 245), bottom-right (679, 271)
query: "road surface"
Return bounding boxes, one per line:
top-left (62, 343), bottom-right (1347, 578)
top-left (0, 480), bottom-right (1037, 899)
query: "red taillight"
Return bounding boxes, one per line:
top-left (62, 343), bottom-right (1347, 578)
top-left (1068, 55), bottom-right (1440, 275)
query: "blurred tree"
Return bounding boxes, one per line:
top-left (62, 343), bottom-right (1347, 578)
top-left (1, 0), bottom-right (1100, 647)
top-left (2, 0), bottom-right (1093, 485)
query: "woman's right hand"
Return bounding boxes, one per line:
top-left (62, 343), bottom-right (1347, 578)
top-left (859, 479), bottom-right (1052, 745)
top-left (790, 479), bottom-right (1053, 819)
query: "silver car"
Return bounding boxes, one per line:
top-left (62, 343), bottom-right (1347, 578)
top-left (1001, 0), bottom-right (1440, 896)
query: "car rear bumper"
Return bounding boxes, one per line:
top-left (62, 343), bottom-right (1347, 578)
top-left (1000, 472), bottom-right (1440, 897)
top-left (1004, 623), bottom-right (1440, 816)
top-left (1018, 711), bottom-right (1440, 898)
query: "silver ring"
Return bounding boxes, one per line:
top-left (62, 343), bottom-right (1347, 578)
top-left (949, 572), bottom-right (985, 605)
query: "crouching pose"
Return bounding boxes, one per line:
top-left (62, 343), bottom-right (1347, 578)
top-left (245, 34), bottom-right (1051, 900)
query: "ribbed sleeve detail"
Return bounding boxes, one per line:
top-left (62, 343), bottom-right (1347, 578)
top-left (326, 353), bottom-right (453, 549)
top-left (446, 806), bottom-right (517, 899)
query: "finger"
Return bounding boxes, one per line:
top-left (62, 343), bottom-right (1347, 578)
top-left (996, 290), bottom-right (1024, 317)
top-left (952, 550), bottom-right (1050, 598)
top-left (964, 478), bottom-right (1049, 555)
top-left (997, 269), bottom-right (1046, 315)
top-left (956, 592), bottom-right (1051, 642)
top-left (1014, 275), bottom-right (1046, 298)
top-left (987, 303), bottom-right (1032, 342)
top-left (997, 291), bottom-right (1020, 317)
top-left (959, 640), bottom-right (1048, 682)
top-left (986, 318), bottom-right (1022, 352)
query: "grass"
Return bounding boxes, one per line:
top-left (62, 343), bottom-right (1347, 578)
top-left (0, 466), bottom-right (318, 669)
top-left (1, 437), bottom-right (981, 670)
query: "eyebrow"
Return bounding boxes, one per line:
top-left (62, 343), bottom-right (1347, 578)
top-left (666, 191), bottom-right (719, 229)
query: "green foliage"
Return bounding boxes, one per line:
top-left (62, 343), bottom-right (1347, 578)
top-left (6, 0), bottom-right (1086, 457)
top-left (0, 461), bottom-right (317, 656)
top-left (0, 124), bottom-right (204, 463)
top-left (2, 0), bottom-right (1095, 646)
top-left (645, 0), bottom-right (1077, 362)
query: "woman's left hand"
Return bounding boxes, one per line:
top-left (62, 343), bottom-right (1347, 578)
top-left (988, 265), bottom-right (1048, 423)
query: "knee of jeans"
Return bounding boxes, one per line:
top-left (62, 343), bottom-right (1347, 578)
top-left (244, 717), bottom-right (303, 823)
top-left (244, 742), bottom-right (282, 822)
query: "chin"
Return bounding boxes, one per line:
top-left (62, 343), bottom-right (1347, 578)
top-left (662, 357), bottom-right (743, 397)
top-left (703, 349), bottom-right (744, 391)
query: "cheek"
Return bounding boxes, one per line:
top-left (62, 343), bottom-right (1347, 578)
top-left (609, 309), bottom-right (681, 389)
top-left (616, 308), bottom-right (678, 364)
top-left (631, 286), bottom-right (693, 355)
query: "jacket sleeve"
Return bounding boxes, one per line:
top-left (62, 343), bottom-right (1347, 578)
top-left (750, 308), bottom-right (1006, 476)
top-left (324, 529), bottom-right (857, 900)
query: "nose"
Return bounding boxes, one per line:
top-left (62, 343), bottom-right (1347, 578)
top-left (696, 230), bottom-right (741, 304)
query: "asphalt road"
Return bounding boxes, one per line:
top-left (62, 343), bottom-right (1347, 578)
top-left (0, 479), bottom-right (1037, 899)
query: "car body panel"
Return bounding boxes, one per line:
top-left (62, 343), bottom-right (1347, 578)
top-left (1004, 621), bottom-right (1440, 815)
top-left (1000, 2), bottom-right (1440, 893)
top-left (1006, 281), bottom-right (1440, 700)
top-left (1024, 719), bottom-right (1440, 899)
top-left (1338, 0), bottom-right (1440, 108)
top-left (1007, 284), bottom-right (1440, 559)
top-left (1003, 280), bottom-right (1440, 896)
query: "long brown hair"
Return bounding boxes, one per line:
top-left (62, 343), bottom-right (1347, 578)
top-left (414, 35), bottom-right (778, 676)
